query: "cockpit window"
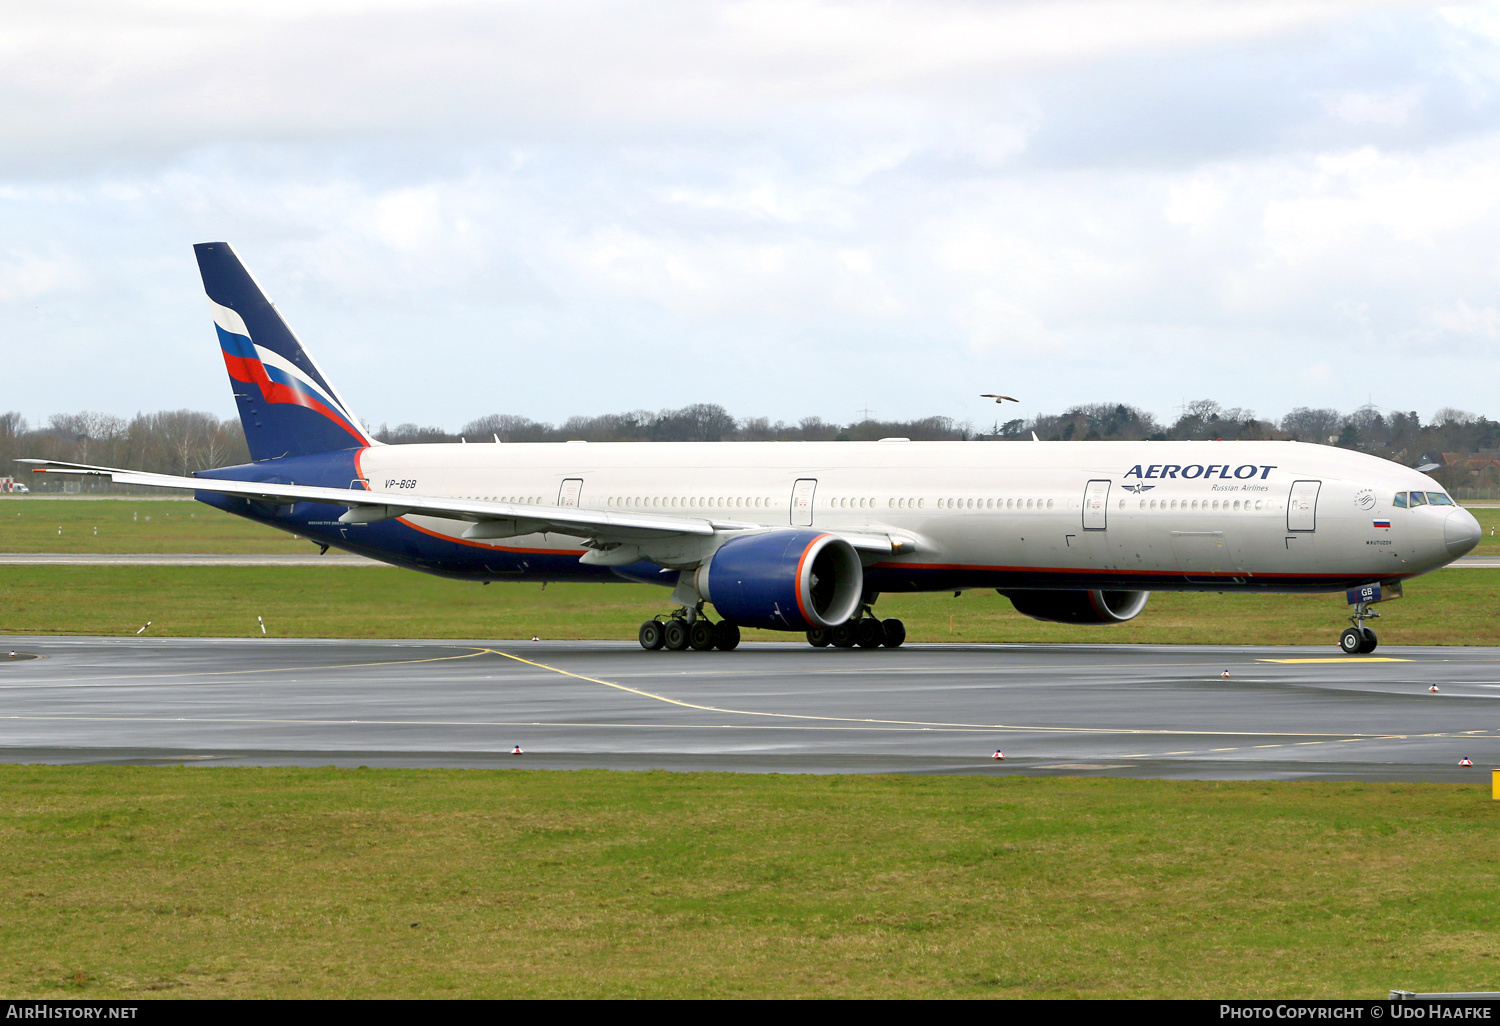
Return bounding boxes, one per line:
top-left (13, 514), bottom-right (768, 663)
top-left (1408, 491), bottom-right (1428, 507)
top-left (1427, 492), bottom-right (1455, 506)
top-left (1393, 492), bottom-right (1408, 508)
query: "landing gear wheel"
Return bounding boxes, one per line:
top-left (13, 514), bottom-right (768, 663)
top-left (1339, 628), bottom-right (1364, 655)
top-left (638, 620), bottom-right (665, 650)
top-left (831, 622), bottom-right (858, 648)
top-left (688, 619), bottom-right (716, 651)
top-left (856, 617), bottom-right (886, 648)
top-left (1344, 598), bottom-right (1382, 658)
top-left (806, 629), bottom-right (831, 648)
top-left (663, 619), bottom-right (690, 651)
top-left (881, 618), bottom-right (906, 648)
top-left (713, 621), bottom-right (741, 651)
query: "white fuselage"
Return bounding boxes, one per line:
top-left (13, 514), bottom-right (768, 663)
top-left (346, 438), bottom-right (1474, 591)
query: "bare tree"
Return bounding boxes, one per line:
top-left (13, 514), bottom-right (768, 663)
top-left (1280, 407), bottom-right (1343, 444)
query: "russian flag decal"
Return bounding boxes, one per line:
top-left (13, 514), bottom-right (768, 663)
top-left (1373, 518), bottom-right (1391, 529)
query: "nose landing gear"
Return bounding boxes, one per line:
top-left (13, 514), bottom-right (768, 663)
top-left (1339, 601), bottom-right (1379, 655)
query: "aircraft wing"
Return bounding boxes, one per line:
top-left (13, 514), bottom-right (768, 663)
top-left (18, 459), bottom-right (916, 553)
top-left (18, 459), bottom-right (724, 539)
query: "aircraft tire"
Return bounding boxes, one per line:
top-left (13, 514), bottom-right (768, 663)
top-left (638, 620), bottom-right (665, 650)
top-left (664, 619), bottom-right (690, 651)
top-left (1339, 628), bottom-right (1364, 655)
top-left (713, 621), bottom-right (741, 651)
top-left (688, 619), bottom-right (717, 651)
top-left (881, 618), bottom-right (906, 648)
top-left (806, 629), bottom-right (831, 648)
top-left (1358, 628), bottom-right (1378, 654)
top-left (831, 622), bottom-right (858, 648)
top-left (855, 617), bottom-right (885, 648)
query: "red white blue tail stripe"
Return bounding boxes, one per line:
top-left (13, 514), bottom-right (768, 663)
top-left (211, 300), bottom-right (365, 445)
top-left (196, 242), bottom-right (373, 462)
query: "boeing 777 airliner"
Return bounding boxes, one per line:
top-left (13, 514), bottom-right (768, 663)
top-left (23, 243), bottom-right (1482, 654)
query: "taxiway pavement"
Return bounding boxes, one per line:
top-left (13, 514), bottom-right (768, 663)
top-left (2, 637), bottom-right (1498, 781)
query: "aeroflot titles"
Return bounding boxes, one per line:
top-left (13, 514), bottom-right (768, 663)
top-left (1125, 464), bottom-right (1278, 481)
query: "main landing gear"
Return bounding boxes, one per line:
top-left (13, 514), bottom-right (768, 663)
top-left (806, 612), bottom-right (906, 649)
top-left (638, 607), bottom-right (741, 652)
top-left (1339, 601), bottom-right (1379, 655)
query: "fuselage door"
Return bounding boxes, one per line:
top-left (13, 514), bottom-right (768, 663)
top-left (1083, 479), bottom-right (1111, 530)
top-left (790, 478), bottom-right (817, 527)
top-left (1288, 480), bottom-right (1320, 532)
top-left (558, 478), bottom-right (583, 508)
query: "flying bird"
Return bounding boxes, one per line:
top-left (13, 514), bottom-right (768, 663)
top-left (981, 394), bottom-right (1019, 404)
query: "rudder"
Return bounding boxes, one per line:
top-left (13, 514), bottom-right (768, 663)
top-left (196, 242), bottom-right (372, 462)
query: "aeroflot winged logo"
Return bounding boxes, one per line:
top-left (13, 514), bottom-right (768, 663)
top-left (1125, 463), bottom-right (1277, 481)
top-left (210, 300), bottom-right (366, 445)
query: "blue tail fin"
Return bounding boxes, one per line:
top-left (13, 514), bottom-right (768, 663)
top-left (195, 242), bottom-right (373, 462)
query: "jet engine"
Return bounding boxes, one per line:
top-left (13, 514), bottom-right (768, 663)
top-left (999, 589), bottom-right (1150, 624)
top-left (695, 530), bottom-right (863, 631)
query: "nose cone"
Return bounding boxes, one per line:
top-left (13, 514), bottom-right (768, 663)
top-left (1445, 509), bottom-right (1482, 558)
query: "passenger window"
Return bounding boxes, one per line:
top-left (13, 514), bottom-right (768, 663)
top-left (1428, 492), bottom-right (1455, 506)
top-left (1409, 492), bottom-right (1428, 507)
top-left (1393, 492), bottom-right (1407, 508)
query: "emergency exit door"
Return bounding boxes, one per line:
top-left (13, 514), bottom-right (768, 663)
top-left (790, 478), bottom-right (817, 527)
top-left (1082, 480), bottom-right (1111, 530)
top-left (558, 478), bottom-right (583, 507)
top-left (1287, 480), bottom-right (1320, 531)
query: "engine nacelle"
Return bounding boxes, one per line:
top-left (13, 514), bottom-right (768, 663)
top-left (999, 589), bottom-right (1150, 624)
top-left (695, 530), bottom-right (863, 631)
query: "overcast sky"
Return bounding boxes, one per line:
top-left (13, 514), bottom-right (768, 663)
top-left (4, 0), bottom-right (1500, 432)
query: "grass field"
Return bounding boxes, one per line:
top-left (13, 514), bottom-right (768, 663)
top-left (1, 564), bottom-right (1496, 646)
top-left (0, 498), bottom-right (308, 554)
top-left (3, 766), bottom-right (1498, 998)
top-left (5, 516), bottom-right (1498, 999)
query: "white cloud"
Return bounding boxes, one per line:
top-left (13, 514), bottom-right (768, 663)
top-left (3, 0), bottom-right (1500, 429)
top-left (1429, 299), bottom-right (1500, 338)
top-left (0, 252), bottom-right (82, 302)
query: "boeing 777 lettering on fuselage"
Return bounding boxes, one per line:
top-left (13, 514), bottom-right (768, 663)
top-left (23, 243), bottom-right (1482, 655)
